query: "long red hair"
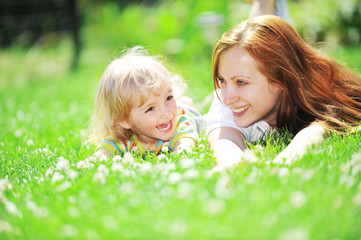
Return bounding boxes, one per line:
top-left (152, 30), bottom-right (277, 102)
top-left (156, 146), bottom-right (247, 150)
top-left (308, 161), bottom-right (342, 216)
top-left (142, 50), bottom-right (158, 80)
top-left (212, 15), bottom-right (361, 134)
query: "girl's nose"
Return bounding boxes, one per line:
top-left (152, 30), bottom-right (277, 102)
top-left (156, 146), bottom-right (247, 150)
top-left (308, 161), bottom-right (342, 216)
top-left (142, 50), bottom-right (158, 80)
top-left (161, 105), bottom-right (172, 120)
top-left (222, 85), bottom-right (238, 106)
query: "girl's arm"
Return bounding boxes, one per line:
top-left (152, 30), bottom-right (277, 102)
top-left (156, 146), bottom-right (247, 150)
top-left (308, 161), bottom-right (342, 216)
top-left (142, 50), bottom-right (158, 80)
top-left (273, 124), bottom-right (327, 164)
top-left (207, 127), bottom-right (247, 168)
top-left (173, 138), bottom-right (196, 153)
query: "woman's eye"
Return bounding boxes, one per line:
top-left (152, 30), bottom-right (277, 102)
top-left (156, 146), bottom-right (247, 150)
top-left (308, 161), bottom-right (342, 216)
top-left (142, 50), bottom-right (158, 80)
top-left (145, 107), bottom-right (154, 113)
top-left (237, 80), bottom-right (246, 86)
top-left (166, 95), bottom-right (174, 101)
top-left (218, 78), bottom-right (226, 86)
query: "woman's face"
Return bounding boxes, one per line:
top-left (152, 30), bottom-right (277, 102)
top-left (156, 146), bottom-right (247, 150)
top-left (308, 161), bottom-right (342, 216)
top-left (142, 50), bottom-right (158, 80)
top-left (217, 46), bottom-right (281, 127)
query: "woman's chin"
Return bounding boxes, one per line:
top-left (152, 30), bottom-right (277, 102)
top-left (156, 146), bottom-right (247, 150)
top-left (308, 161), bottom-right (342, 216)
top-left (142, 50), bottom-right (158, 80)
top-left (234, 119), bottom-right (252, 128)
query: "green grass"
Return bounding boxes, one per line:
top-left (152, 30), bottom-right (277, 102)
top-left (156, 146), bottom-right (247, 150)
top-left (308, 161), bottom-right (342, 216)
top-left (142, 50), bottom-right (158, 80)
top-left (1, 1), bottom-right (361, 239)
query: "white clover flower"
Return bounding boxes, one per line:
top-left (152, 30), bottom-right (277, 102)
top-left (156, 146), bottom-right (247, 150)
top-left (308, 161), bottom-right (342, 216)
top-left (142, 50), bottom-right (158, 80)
top-left (97, 165), bottom-right (109, 176)
top-left (58, 136), bottom-right (65, 142)
top-left (139, 162), bottom-right (152, 174)
top-left (84, 229), bottom-right (101, 240)
top-left (111, 163), bottom-right (124, 172)
top-left (202, 198), bottom-right (226, 216)
top-left (77, 159), bottom-right (94, 169)
top-left (278, 228), bottom-right (309, 240)
top-left (59, 225), bottom-right (79, 238)
top-left (45, 167), bottom-right (54, 178)
top-left (160, 186), bottom-right (173, 197)
top-left (333, 196), bottom-right (343, 209)
top-left (353, 193), bottom-right (361, 205)
top-left (119, 182), bottom-right (135, 195)
top-left (242, 149), bottom-right (258, 163)
top-left (0, 220), bottom-right (13, 233)
top-left (26, 200), bottom-right (37, 211)
top-left (76, 161), bottom-right (86, 169)
top-left (5, 200), bottom-right (22, 218)
top-left (339, 174), bottom-right (354, 188)
top-left (14, 130), bottom-right (22, 138)
top-left (278, 167), bottom-right (290, 178)
top-left (301, 169), bottom-right (315, 182)
top-left (123, 152), bottom-right (135, 164)
top-left (169, 219), bottom-right (187, 236)
top-left (215, 175), bottom-right (232, 198)
top-left (177, 182), bottom-right (194, 199)
top-left (101, 216), bottom-right (118, 230)
top-left (112, 155), bottom-right (122, 162)
top-left (0, 177), bottom-right (13, 192)
top-left (161, 145), bottom-right (169, 153)
top-left (56, 157), bottom-right (70, 172)
top-left (51, 172), bottom-right (64, 184)
top-left (26, 139), bottom-right (34, 146)
top-left (180, 158), bottom-right (195, 169)
top-left (158, 153), bottom-right (168, 161)
top-left (68, 206), bottom-right (80, 218)
top-left (57, 181), bottom-right (72, 192)
top-left (37, 176), bottom-right (44, 184)
top-left (93, 172), bottom-right (106, 184)
top-left (183, 169), bottom-right (199, 180)
top-left (290, 191), bottom-right (307, 208)
top-left (67, 170), bottom-right (78, 180)
top-left (198, 144), bottom-right (205, 150)
top-left (245, 171), bottom-right (258, 185)
top-left (168, 172), bottom-right (182, 184)
top-left (93, 151), bottom-right (108, 162)
top-left (26, 200), bottom-right (49, 218)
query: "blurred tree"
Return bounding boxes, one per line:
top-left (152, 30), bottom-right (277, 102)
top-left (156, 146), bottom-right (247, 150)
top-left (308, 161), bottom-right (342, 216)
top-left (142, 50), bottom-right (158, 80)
top-left (0, 0), bottom-right (81, 70)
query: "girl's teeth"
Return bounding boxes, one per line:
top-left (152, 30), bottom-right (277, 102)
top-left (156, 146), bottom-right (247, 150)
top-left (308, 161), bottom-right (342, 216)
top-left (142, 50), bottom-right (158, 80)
top-left (158, 122), bottom-right (170, 130)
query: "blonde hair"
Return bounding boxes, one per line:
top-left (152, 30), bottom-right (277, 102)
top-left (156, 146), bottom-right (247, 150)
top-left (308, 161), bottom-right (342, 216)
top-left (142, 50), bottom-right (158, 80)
top-left (88, 46), bottom-right (185, 144)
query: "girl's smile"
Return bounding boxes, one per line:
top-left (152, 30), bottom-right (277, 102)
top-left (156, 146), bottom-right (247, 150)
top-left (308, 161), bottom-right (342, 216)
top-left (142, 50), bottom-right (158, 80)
top-left (118, 85), bottom-right (178, 150)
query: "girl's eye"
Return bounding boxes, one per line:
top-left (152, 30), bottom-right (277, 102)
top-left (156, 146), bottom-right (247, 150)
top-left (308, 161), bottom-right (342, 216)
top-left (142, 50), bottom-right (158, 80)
top-left (166, 95), bottom-right (174, 101)
top-left (145, 107), bottom-right (154, 113)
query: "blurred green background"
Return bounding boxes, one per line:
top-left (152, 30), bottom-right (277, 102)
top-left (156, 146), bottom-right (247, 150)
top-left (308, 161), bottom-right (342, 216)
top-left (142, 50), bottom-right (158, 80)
top-left (1, 0), bottom-right (360, 110)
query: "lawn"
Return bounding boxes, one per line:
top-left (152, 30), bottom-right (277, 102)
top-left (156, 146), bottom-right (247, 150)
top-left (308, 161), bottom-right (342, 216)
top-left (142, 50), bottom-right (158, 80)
top-left (1, 1), bottom-right (361, 239)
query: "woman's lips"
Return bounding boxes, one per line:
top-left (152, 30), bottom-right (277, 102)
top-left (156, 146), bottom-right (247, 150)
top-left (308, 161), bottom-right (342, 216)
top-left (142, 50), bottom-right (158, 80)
top-left (231, 105), bottom-right (249, 117)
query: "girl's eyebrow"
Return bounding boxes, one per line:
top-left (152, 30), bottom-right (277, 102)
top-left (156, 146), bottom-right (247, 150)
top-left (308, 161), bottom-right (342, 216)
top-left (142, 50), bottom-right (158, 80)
top-left (139, 100), bottom-right (155, 111)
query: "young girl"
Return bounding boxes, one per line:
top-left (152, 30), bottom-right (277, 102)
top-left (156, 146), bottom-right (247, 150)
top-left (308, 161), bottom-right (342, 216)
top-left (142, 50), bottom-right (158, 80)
top-left (88, 46), bottom-right (203, 156)
top-left (205, 15), bottom-right (361, 167)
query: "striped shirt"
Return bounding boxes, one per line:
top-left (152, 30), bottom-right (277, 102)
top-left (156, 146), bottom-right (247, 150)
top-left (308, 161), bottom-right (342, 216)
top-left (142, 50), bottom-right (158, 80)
top-left (98, 106), bottom-right (199, 155)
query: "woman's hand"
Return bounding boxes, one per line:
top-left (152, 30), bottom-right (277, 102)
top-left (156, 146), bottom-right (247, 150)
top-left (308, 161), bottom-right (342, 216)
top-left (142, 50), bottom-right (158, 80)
top-left (273, 124), bottom-right (327, 165)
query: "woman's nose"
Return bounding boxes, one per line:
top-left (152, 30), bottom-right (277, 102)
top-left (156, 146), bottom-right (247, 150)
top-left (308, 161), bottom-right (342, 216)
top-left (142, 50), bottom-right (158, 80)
top-left (222, 85), bottom-right (238, 106)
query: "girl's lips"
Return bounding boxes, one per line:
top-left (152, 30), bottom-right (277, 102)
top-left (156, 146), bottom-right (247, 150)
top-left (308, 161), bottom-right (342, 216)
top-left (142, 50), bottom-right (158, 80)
top-left (157, 120), bottom-right (173, 132)
top-left (232, 105), bottom-right (249, 117)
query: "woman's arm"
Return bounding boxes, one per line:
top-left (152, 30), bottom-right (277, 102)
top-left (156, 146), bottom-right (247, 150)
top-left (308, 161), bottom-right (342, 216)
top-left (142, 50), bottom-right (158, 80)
top-left (273, 124), bottom-right (327, 164)
top-left (207, 127), bottom-right (247, 168)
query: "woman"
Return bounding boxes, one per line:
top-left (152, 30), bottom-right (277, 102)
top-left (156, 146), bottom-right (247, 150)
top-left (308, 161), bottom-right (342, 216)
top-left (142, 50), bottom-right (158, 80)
top-left (205, 15), bottom-right (361, 167)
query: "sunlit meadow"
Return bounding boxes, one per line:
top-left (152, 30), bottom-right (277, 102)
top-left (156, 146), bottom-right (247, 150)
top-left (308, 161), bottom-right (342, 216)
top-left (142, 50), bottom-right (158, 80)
top-left (1, 0), bottom-right (361, 239)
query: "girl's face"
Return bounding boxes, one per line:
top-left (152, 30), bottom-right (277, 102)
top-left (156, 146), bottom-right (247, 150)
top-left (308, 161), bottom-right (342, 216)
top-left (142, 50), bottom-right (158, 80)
top-left (119, 85), bottom-right (178, 148)
top-left (217, 46), bottom-right (281, 127)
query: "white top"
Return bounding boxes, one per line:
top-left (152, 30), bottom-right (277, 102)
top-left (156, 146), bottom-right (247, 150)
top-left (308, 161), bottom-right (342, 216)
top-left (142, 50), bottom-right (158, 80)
top-left (204, 91), bottom-right (270, 142)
